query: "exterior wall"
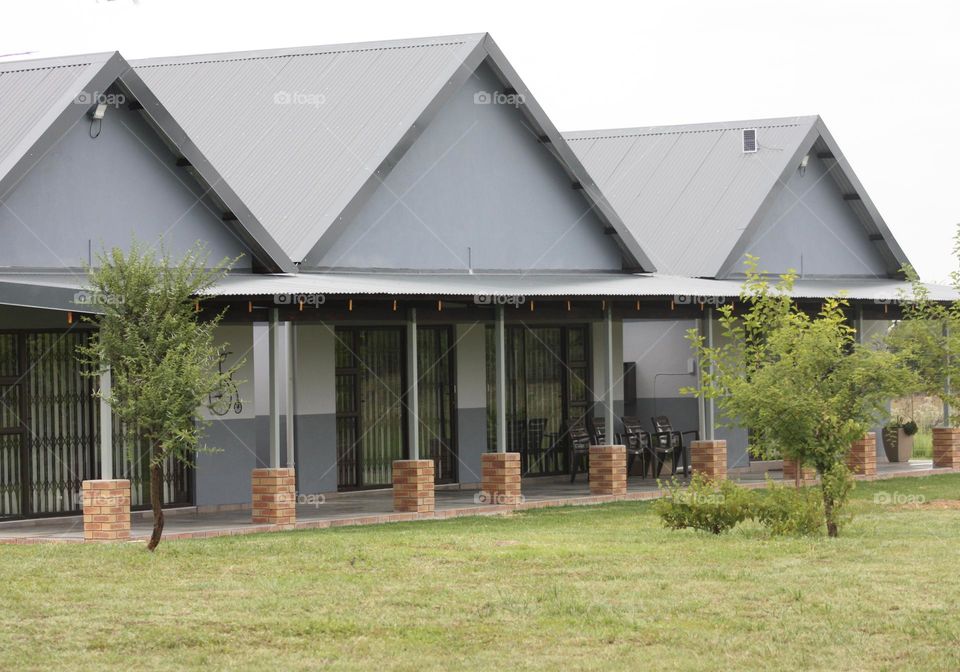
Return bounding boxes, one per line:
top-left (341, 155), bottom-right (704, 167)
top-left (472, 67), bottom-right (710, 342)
top-left (0, 91), bottom-right (252, 270)
top-left (196, 324), bottom-right (259, 507)
top-left (455, 323), bottom-right (487, 484)
top-left (293, 324), bottom-right (338, 494)
top-left (724, 154), bottom-right (888, 278)
top-left (311, 63), bottom-right (623, 272)
top-left (0, 305), bottom-right (75, 329)
top-left (622, 318), bottom-right (700, 442)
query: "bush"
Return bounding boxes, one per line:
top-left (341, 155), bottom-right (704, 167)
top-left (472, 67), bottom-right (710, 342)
top-left (755, 478), bottom-right (824, 536)
top-left (654, 473), bottom-right (755, 534)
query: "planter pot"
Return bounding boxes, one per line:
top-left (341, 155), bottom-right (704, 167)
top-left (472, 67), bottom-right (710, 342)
top-left (881, 427), bottom-right (914, 463)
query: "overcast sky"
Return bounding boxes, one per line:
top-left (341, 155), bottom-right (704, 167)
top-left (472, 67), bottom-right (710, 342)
top-left (2, 0), bottom-right (957, 281)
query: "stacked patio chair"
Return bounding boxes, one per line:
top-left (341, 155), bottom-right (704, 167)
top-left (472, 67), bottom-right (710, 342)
top-left (567, 421), bottom-right (593, 483)
top-left (617, 417), bottom-right (653, 478)
top-left (649, 416), bottom-right (696, 478)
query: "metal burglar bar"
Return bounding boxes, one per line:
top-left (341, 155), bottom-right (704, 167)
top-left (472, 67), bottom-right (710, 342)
top-left (417, 326), bottom-right (458, 484)
top-left (485, 325), bottom-right (592, 476)
top-left (0, 331), bottom-right (192, 519)
top-left (334, 327), bottom-right (406, 489)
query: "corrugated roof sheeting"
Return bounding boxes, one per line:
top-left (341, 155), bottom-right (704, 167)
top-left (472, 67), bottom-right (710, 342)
top-left (564, 118), bottom-right (817, 277)
top-left (0, 57), bottom-right (97, 179)
top-left (1, 272), bottom-right (955, 306)
top-left (194, 272), bottom-right (958, 302)
top-left (132, 36), bottom-right (482, 263)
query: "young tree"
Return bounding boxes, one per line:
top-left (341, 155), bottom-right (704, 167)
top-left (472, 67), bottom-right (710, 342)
top-left (886, 228), bottom-right (960, 422)
top-left (80, 244), bottom-right (237, 550)
top-left (687, 257), bottom-right (914, 536)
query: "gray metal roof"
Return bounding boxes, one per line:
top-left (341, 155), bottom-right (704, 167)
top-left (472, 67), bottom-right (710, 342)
top-left (129, 34), bottom-right (655, 272)
top-left (2, 271), bottom-right (954, 313)
top-left (201, 271), bottom-right (957, 303)
top-left (563, 116), bottom-right (910, 279)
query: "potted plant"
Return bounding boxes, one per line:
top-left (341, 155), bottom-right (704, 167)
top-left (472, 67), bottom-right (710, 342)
top-left (882, 417), bottom-right (918, 462)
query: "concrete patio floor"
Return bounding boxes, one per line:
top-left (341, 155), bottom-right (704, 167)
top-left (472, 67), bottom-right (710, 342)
top-left (0, 459), bottom-right (950, 544)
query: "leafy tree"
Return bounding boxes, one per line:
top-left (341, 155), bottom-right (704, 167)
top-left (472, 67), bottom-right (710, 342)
top-left (886, 227), bottom-right (960, 423)
top-left (686, 257), bottom-right (914, 536)
top-left (80, 244), bottom-right (237, 550)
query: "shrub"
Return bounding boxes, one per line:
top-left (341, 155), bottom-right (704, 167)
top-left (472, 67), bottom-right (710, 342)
top-left (755, 478), bottom-right (824, 536)
top-left (654, 473), bottom-right (754, 534)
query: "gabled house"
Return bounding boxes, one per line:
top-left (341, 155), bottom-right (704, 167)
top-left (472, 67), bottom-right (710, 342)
top-left (0, 38), bottom-right (950, 520)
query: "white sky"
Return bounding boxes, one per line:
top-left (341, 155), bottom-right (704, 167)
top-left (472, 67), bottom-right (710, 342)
top-left (2, 0), bottom-right (957, 281)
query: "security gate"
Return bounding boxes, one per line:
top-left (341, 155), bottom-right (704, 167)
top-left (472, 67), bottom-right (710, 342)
top-left (486, 325), bottom-right (592, 476)
top-left (0, 331), bottom-right (192, 519)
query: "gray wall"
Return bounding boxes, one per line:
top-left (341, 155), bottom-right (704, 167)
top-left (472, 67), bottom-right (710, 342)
top-left (0, 91), bottom-right (252, 270)
top-left (311, 63), bottom-right (623, 272)
top-left (622, 319), bottom-right (701, 439)
top-left (292, 325), bottom-right (338, 494)
top-left (196, 324), bottom-right (260, 507)
top-left (725, 154), bottom-right (888, 278)
top-left (455, 323), bottom-right (487, 484)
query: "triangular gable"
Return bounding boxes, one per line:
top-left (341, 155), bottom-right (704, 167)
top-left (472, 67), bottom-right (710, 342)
top-left (131, 34), bottom-right (654, 272)
top-left (0, 52), bottom-right (125, 202)
top-left (0, 52), bottom-right (288, 271)
top-left (717, 119), bottom-right (910, 278)
top-left (565, 116), bottom-right (910, 279)
top-left (309, 61), bottom-right (625, 272)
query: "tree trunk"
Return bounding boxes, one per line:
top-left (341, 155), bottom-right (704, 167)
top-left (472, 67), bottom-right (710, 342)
top-left (146, 459), bottom-right (165, 551)
top-left (822, 489), bottom-right (838, 538)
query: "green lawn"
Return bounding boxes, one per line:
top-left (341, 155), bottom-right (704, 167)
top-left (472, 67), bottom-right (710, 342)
top-left (2, 476), bottom-right (959, 671)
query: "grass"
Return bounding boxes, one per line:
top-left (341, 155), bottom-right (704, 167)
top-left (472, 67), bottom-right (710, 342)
top-left (2, 475), bottom-right (960, 671)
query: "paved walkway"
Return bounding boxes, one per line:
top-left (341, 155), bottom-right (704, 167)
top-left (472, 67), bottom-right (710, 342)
top-left (0, 460), bottom-right (950, 544)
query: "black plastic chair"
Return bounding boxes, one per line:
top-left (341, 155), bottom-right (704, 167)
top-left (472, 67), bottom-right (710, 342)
top-left (568, 421), bottom-right (592, 483)
top-left (618, 417), bottom-right (653, 478)
top-left (650, 416), bottom-right (695, 478)
top-left (588, 416), bottom-right (606, 446)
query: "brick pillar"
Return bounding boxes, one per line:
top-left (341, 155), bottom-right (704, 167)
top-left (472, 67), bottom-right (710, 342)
top-left (82, 479), bottom-right (131, 541)
top-left (589, 445), bottom-right (627, 496)
top-left (690, 440), bottom-right (727, 480)
top-left (393, 459), bottom-right (435, 513)
top-left (782, 458), bottom-right (816, 484)
top-left (481, 452), bottom-right (521, 505)
top-left (932, 427), bottom-right (960, 468)
top-left (252, 467), bottom-right (296, 527)
top-left (847, 432), bottom-right (877, 476)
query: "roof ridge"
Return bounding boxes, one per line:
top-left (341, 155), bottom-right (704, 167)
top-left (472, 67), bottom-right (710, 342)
top-left (566, 120), bottom-right (814, 142)
top-left (130, 34), bottom-right (483, 69)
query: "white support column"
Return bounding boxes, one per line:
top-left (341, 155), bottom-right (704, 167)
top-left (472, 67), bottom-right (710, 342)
top-left (285, 321), bottom-right (297, 468)
top-left (604, 302), bottom-right (615, 436)
top-left (706, 306), bottom-right (716, 440)
top-left (495, 304), bottom-right (507, 453)
top-left (99, 367), bottom-right (113, 480)
top-left (406, 308), bottom-right (420, 460)
top-left (268, 308), bottom-right (281, 468)
top-left (944, 321), bottom-right (952, 428)
top-left (696, 316), bottom-right (707, 439)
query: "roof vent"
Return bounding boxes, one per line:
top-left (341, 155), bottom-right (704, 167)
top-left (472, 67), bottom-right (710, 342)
top-left (742, 128), bottom-right (758, 153)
